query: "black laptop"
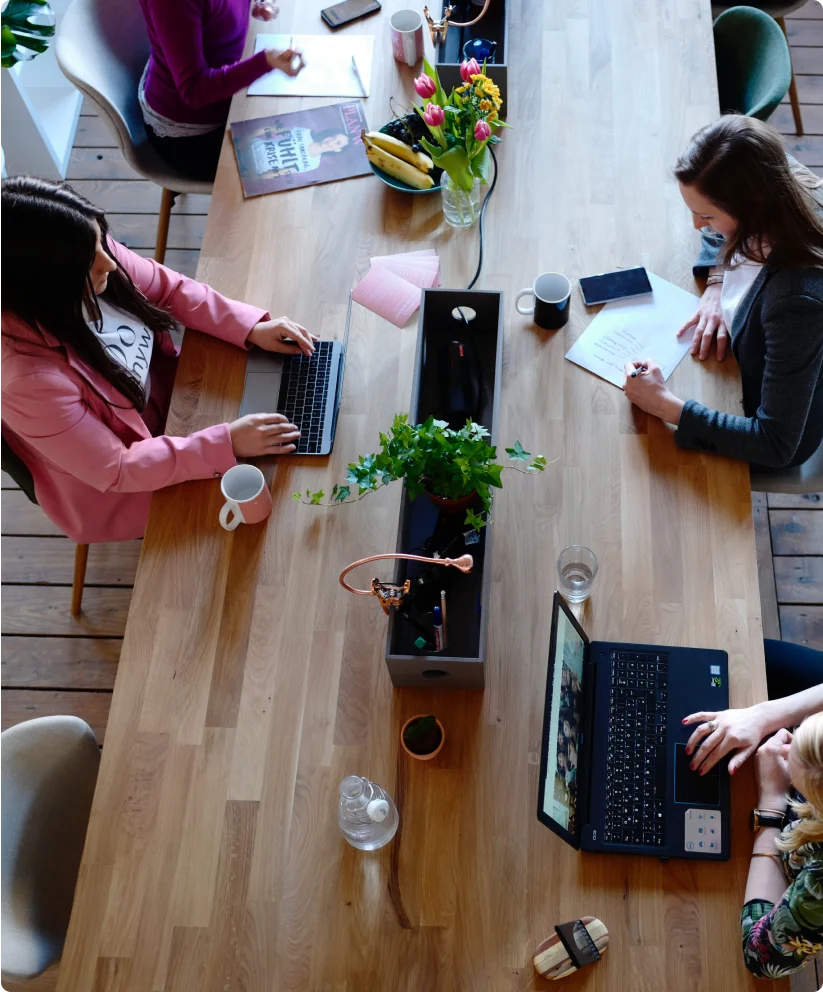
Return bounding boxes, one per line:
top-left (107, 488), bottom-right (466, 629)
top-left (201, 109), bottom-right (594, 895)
top-left (537, 592), bottom-right (730, 860)
top-left (238, 293), bottom-right (351, 456)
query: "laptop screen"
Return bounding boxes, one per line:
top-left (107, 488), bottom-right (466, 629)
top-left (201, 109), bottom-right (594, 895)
top-left (541, 601), bottom-right (586, 837)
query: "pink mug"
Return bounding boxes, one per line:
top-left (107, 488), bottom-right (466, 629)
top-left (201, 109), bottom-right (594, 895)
top-left (391, 9), bottom-right (424, 67)
top-left (219, 464), bottom-right (272, 531)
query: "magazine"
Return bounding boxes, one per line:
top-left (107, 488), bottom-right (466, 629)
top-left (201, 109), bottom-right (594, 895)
top-left (230, 101), bottom-right (371, 198)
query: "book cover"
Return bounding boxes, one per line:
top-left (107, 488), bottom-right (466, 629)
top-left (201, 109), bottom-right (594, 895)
top-left (230, 101), bottom-right (370, 198)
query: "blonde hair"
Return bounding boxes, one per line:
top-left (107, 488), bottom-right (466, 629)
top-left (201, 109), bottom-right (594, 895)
top-left (776, 711), bottom-right (823, 853)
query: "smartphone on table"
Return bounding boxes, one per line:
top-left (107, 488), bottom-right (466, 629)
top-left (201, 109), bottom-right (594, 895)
top-left (579, 266), bottom-right (653, 306)
top-left (321, 0), bottom-right (381, 28)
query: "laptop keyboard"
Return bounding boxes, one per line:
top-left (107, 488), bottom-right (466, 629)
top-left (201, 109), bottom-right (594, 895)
top-left (277, 342), bottom-right (333, 455)
top-left (604, 650), bottom-right (669, 847)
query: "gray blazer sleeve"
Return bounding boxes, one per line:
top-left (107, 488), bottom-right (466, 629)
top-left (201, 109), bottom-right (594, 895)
top-left (693, 227), bottom-right (726, 279)
top-left (675, 291), bottom-right (823, 467)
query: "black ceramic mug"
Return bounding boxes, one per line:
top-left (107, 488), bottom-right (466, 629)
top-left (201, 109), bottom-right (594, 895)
top-left (516, 273), bottom-right (572, 330)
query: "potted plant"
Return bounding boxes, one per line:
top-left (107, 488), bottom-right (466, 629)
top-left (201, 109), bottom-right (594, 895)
top-left (400, 714), bottom-right (445, 761)
top-left (293, 414), bottom-right (549, 532)
top-left (413, 57), bottom-right (511, 228)
top-left (1, 0), bottom-right (55, 68)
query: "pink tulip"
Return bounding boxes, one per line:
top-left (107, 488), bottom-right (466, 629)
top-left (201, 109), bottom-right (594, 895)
top-left (423, 103), bottom-right (445, 127)
top-left (460, 58), bottom-right (481, 82)
top-left (474, 120), bottom-right (491, 141)
top-left (414, 73), bottom-right (436, 99)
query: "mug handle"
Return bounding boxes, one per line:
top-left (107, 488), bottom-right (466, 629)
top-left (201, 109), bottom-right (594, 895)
top-left (219, 500), bottom-right (243, 531)
top-left (516, 289), bottom-right (535, 315)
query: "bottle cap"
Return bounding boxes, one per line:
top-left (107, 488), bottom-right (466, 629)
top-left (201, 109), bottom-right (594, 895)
top-left (415, 636), bottom-right (427, 650)
top-left (366, 798), bottom-right (389, 823)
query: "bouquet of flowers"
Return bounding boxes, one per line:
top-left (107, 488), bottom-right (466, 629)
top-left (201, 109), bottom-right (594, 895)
top-left (413, 57), bottom-right (510, 194)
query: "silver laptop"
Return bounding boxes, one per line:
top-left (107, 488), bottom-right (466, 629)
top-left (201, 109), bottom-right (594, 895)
top-left (239, 293), bottom-right (351, 456)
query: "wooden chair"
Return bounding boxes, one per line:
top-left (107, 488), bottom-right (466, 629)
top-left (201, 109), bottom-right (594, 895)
top-left (1, 437), bottom-right (89, 616)
top-left (54, 0), bottom-right (212, 262)
top-left (712, 1), bottom-right (806, 134)
top-left (1, 717), bottom-right (99, 982)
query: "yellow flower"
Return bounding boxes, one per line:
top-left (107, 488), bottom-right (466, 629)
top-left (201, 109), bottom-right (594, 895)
top-left (786, 938), bottom-right (823, 955)
top-left (488, 110), bottom-right (498, 121)
top-left (456, 84), bottom-right (468, 94)
top-left (479, 99), bottom-right (492, 111)
top-left (470, 73), bottom-right (484, 83)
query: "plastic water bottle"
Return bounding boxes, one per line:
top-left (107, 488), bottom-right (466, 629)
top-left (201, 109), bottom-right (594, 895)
top-left (337, 775), bottom-right (399, 850)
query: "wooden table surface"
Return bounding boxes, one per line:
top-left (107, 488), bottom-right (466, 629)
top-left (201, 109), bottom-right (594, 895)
top-left (57, 2), bottom-right (787, 989)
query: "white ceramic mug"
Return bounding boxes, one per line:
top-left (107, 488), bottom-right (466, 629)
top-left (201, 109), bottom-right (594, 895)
top-left (390, 9), bottom-right (424, 67)
top-left (219, 464), bottom-right (273, 531)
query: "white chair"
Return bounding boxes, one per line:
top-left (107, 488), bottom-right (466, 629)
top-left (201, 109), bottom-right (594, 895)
top-left (55, 0), bottom-right (212, 263)
top-left (1, 717), bottom-right (100, 982)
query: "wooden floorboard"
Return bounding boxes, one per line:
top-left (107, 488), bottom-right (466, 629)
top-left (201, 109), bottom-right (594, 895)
top-left (2, 537), bottom-right (141, 585)
top-left (2, 491), bottom-right (64, 536)
top-left (753, 492), bottom-right (781, 639)
top-left (1, 637), bottom-right (121, 689)
top-left (779, 606), bottom-right (823, 650)
top-left (1, 689), bottom-right (112, 743)
top-left (67, 180), bottom-right (211, 215)
top-left (770, 509), bottom-right (823, 556)
top-left (1, 586), bottom-right (132, 637)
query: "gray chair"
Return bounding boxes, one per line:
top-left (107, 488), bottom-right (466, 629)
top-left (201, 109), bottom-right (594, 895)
top-left (1, 717), bottom-right (100, 982)
top-left (55, 0), bottom-right (212, 263)
top-left (712, 0), bottom-right (806, 134)
top-left (751, 441), bottom-right (823, 493)
top-left (1, 435), bottom-right (89, 615)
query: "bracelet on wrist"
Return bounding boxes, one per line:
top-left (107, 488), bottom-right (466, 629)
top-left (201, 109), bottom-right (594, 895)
top-left (706, 276), bottom-right (724, 286)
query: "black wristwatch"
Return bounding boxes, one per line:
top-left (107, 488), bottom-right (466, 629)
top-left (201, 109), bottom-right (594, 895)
top-left (750, 808), bottom-right (785, 831)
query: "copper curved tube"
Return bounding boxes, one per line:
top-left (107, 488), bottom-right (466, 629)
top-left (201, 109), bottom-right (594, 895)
top-left (339, 553), bottom-right (473, 596)
top-left (447, 0), bottom-right (491, 28)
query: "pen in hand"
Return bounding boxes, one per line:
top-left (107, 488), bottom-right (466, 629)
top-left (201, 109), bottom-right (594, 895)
top-left (630, 365), bottom-right (648, 378)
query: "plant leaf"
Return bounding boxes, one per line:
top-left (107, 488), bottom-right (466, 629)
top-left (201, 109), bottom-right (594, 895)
top-left (470, 145), bottom-right (490, 183)
top-left (506, 440), bottom-right (531, 463)
top-left (464, 509), bottom-right (487, 531)
top-left (309, 490), bottom-right (325, 505)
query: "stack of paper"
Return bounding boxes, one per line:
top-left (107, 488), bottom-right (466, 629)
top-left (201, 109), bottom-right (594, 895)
top-left (248, 35), bottom-right (374, 97)
top-left (352, 250), bottom-right (441, 328)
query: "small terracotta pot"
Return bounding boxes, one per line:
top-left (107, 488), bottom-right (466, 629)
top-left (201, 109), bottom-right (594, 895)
top-left (400, 714), bottom-right (446, 761)
top-left (424, 489), bottom-right (480, 516)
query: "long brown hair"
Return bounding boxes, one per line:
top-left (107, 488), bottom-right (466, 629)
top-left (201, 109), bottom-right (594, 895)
top-left (673, 114), bottom-right (823, 269)
top-left (777, 711), bottom-right (823, 853)
top-left (1, 176), bottom-right (176, 410)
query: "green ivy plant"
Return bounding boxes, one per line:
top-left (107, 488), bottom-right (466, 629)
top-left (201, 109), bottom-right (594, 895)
top-left (1, 0), bottom-right (55, 69)
top-left (292, 414), bottom-right (549, 532)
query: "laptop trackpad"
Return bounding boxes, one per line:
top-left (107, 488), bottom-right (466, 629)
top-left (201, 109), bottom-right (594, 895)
top-left (674, 743), bottom-right (720, 805)
top-left (239, 371), bottom-right (283, 418)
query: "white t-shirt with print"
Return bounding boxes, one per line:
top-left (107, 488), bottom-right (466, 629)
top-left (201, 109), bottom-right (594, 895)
top-left (721, 254), bottom-right (764, 331)
top-left (89, 299), bottom-right (154, 390)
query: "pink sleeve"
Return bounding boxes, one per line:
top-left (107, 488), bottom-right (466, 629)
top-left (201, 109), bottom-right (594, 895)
top-left (144, 0), bottom-right (271, 109)
top-left (2, 371), bottom-right (236, 493)
top-left (110, 240), bottom-right (267, 349)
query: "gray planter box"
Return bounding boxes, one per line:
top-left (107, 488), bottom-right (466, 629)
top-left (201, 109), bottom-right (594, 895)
top-left (434, 0), bottom-right (508, 113)
top-left (385, 289), bottom-right (504, 689)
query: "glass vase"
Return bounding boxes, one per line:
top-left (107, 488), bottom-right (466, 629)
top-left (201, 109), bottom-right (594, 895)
top-left (440, 173), bottom-right (481, 229)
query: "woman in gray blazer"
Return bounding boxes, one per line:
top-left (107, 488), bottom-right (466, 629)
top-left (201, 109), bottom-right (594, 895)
top-left (624, 115), bottom-right (823, 469)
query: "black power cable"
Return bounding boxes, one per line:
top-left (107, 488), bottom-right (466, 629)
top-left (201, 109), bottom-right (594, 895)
top-left (467, 145), bottom-right (498, 290)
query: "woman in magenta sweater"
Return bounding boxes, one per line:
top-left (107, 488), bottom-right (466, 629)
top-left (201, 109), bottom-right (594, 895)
top-left (137, 0), bottom-right (305, 181)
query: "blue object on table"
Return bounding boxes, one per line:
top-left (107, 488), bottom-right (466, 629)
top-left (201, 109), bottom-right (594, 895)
top-left (463, 37), bottom-right (497, 64)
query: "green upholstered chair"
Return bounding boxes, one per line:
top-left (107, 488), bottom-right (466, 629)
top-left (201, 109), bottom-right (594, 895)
top-left (713, 6), bottom-right (793, 123)
top-left (712, 0), bottom-right (806, 134)
top-left (1, 436), bottom-right (90, 615)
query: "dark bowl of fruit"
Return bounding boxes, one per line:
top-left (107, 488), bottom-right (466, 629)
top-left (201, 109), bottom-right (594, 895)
top-left (364, 113), bottom-right (443, 195)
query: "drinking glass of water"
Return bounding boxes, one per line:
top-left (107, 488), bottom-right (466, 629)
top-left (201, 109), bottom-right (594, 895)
top-left (557, 546), bottom-right (598, 603)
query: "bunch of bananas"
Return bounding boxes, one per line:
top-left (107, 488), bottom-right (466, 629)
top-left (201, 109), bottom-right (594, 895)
top-left (363, 130), bottom-right (434, 191)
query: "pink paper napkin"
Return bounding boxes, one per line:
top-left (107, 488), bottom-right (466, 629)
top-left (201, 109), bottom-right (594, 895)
top-left (352, 264), bottom-right (422, 327)
top-left (371, 258), bottom-right (439, 289)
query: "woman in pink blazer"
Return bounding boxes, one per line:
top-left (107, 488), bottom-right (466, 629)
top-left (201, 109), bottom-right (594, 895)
top-left (1, 177), bottom-right (316, 544)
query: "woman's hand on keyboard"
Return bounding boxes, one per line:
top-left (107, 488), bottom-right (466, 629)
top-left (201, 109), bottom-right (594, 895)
top-left (682, 705), bottom-right (771, 775)
top-left (249, 317), bottom-right (318, 357)
top-left (230, 413), bottom-right (301, 456)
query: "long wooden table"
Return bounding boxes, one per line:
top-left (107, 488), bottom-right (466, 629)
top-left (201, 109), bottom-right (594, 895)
top-left (57, 2), bottom-right (787, 989)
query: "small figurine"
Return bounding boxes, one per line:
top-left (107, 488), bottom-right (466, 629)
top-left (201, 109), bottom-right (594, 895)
top-left (533, 917), bottom-right (609, 980)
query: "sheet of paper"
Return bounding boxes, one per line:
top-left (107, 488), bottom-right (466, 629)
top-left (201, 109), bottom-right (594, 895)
top-left (371, 249), bottom-right (437, 263)
top-left (352, 265), bottom-right (422, 327)
top-left (564, 272), bottom-right (699, 388)
top-left (248, 34), bottom-right (374, 97)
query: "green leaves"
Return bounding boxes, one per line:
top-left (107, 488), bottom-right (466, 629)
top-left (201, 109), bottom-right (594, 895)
top-left (1, 0), bottom-right (54, 68)
top-left (293, 415), bottom-right (550, 532)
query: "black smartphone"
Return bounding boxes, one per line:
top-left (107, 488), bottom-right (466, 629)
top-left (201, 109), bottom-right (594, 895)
top-left (320, 0), bottom-right (381, 29)
top-left (579, 266), bottom-right (653, 306)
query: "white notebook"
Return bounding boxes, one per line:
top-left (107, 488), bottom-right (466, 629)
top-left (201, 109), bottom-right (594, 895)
top-left (248, 34), bottom-right (374, 98)
top-left (565, 272), bottom-right (699, 388)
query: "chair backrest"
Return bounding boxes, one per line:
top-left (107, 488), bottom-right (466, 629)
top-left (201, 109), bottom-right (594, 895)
top-left (1, 435), bottom-right (37, 505)
top-left (713, 6), bottom-right (792, 121)
top-left (55, 0), bottom-right (151, 173)
top-left (1, 717), bottom-right (99, 982)
top-left (55, 0), bottom-right (211, 192)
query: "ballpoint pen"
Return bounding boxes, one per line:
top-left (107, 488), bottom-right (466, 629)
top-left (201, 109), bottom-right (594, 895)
top-left (351, 55), bottom-right (366, 98)
top-left (440, 589), bottom-right (448, 648)
top-left (630, 365), bottom-right (648, 378)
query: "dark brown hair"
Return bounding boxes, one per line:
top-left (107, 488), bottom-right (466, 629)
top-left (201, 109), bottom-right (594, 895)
top-left (673, 114), bottom-right (823, 269)
top-left (1, 176), bottom-right (176, 409)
